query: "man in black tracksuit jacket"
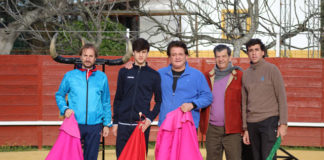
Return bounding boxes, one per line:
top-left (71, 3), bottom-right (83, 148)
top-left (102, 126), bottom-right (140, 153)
top-left (112, 38), bottom-right (162, 158)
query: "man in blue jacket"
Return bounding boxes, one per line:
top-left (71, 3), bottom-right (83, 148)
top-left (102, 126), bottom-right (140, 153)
top-left (112, 38), bottom-right (162, 158)
top-left (56, 44), bottom-right (111, 160)
top-left (158, 41), bottom-right (212, 129)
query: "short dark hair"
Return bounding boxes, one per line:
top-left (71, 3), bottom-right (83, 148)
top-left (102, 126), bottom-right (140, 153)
top-left (167, 41), bottom-right (189, 57)
top-left (132, 38), bottom-right (150, 52)
top-left (213, 44), bottom-right (231, 57)
top-left (245, 38), bottom-right (267, 58)
top-left (79, 43), bottom-right (98, 57)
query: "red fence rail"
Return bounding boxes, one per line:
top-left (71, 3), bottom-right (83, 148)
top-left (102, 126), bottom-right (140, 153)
top-left (0, 55), bottom-right (323, 148)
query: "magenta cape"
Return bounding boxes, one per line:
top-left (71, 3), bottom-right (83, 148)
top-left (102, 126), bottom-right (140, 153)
top-left (155, 108), bottom-right (203, 160)
top-left (46, 114), bottom-right (83, 160)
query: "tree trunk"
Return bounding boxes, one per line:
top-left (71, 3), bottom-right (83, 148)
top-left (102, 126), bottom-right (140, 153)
top-left (0, 1), bottom-right (67, 54)
top-left (0, 29), bottom-right (19, 54)
top-left (321, 1), bottom-right (324, 58)
top-left (233, 42), bottom-right (242, 57)
top-left (233, 40), bottom-right (246, 57)
top-left (231, 0), bottom-right (259, 58)
top-left (0, 9), bottom-right (44, 55)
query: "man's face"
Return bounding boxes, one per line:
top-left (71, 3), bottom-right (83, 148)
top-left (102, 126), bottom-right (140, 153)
top-left (169, 47), bottom-right (187, 71)
top-left (80, 48), bottom-right (96, 69)
top-left (247, 44), bottom-right (264, 64)
top-left (215, 49), bottom-right (231, 71)
top-left (133, 49), bottom-right (148, 66)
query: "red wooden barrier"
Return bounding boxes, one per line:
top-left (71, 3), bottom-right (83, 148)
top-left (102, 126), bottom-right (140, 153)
top-left (0, 55), bottom-right (323, 148)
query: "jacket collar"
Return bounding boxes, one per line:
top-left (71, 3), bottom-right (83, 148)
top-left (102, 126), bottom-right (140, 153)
top-left (76, 64), bottom-right (97, 72)
top-left (208, 68), bottom-right (237, 78)
top-left (209, 68), bottom-right (238, 89)
top-left (76, 64), bottom-right (97, 80)
top-left (133, 62), bottom-right (148, 70)
top-left (166, 62), bottom-right (190, 76)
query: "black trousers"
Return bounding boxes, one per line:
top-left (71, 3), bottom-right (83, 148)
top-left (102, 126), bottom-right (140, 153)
top-left (247, 116), bottom-right (279, 160)
top-left (242, 141), bottom-right (254, 160)
top-left (115, 124), bottom-right (150, 158)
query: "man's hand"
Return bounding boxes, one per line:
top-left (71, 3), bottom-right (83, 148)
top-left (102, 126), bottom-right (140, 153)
top-left (180, 103), bottom-right (194, 112)
top-left (243, 130), bottom-right (250, 145)
top-left (140, 118), bottom-right (151, 133)
top-left (64, 109), bottom-right (74, 118)
top-left (102, 126), bottom-right (109, 137)
top-left (277, 124), bottom-right (288, 140)
top-left (112, 125), bottom-right (118, 136)
top-left (124, 61), bottom-right (133, 69)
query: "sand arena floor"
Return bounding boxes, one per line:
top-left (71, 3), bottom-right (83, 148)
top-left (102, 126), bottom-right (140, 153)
top-left (0, 148), bottom-right (324, 160)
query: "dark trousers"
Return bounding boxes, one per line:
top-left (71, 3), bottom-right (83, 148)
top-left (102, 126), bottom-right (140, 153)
top-left (206, 124), bottom-right (241, 160)
top-left (79, 124), bottom-right (102, 160)
top-left (242, 141), bottom-right (254, 160)
top-left (116, 124), bottom-right (150, 158)
top-left (247, 116), bottom-right (278, 160)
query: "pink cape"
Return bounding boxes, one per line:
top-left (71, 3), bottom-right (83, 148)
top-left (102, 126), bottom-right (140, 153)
top-left (155, 108), bottom-right (203, 160)
top-left (46, 114), bottom-right (83, 160)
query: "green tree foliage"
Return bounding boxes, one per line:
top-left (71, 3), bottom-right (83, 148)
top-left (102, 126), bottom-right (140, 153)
top-left (57, 19), bottom-right (126, 56)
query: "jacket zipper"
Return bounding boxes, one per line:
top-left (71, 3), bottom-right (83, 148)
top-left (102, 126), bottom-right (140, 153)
top-left (130, 67), bottom-right (141, 122)
top-left (171, 72), bottom-right (178, 105)
top-left (85, 70), bottom-right (89, 125)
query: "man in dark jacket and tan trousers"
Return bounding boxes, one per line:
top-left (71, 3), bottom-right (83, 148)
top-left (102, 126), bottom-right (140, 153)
top-left (205, 44), bottom-right (243, 160)
top-left (242, 39), bottom-right (288, 160)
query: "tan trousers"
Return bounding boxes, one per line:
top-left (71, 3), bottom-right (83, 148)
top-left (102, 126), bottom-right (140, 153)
top-left (206, 124), bottom-right (242, 160)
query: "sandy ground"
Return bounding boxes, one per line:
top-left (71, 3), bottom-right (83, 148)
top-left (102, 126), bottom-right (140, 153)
top-left (0, 148), bottom-right (324, 160)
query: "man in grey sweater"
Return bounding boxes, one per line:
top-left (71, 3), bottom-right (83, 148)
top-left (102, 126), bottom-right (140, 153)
top-left (242, 39), bottom-right (288, 160)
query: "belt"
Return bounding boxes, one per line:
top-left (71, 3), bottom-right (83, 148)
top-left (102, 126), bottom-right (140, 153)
top-left (118, 122), bottom-right (138, 126)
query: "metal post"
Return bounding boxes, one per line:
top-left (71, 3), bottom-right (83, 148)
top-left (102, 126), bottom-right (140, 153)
top-left (195, 14), bottom-right (198, 57)
top-left (276, 33), bottom-right (280, 57)
top-left (279, 0), bottom-right (282, 57)
top-left (102, 63), bottom-right (106, 160)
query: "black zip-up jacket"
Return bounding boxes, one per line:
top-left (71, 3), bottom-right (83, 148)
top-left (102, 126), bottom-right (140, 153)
top-left (113, 64), bottom-right (162, 124)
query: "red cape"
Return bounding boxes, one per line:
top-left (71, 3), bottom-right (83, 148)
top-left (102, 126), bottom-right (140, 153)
top-left (119, 122), bottom-right (146, 160)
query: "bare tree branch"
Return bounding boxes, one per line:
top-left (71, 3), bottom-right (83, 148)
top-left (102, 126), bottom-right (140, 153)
top-left (137, 0), bottom-right (320, 57)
